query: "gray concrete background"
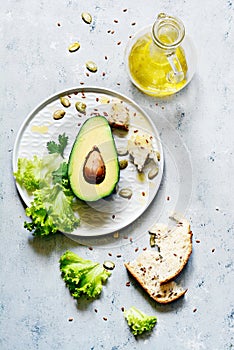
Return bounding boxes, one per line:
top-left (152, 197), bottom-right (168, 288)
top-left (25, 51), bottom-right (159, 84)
top-left (1, 1), bottom-right (233, 349)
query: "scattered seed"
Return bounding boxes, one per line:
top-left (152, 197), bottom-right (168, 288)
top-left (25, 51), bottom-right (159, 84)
top-left (111, 30), bottom-right (115, 34)
top-left (150, 235), bottom-right (156, 247)
top-left (102, 72), bottom-right (106, 76)
top-left (57, 22), bottom-right (61, 27)
top-left (129, 35), bottom-right (132, 39)
top-left (135, 248), bottom-right (139, 252)
top-left (86, 72), bottom-right (90, 77)
top-left (112, 214), bottom-right (115, 219)
top-left (148, 166), bottom-right (159, 180)
top-left (88, 247), bottom-right (93, 251)
top-left (121, 307), bottom-right (125, 312)
top-left (129, 237), bottom-right (133, 243)
top-left (103, 317), bottom-right (108, 321)
top-left (68, 42), bottom-right (80, 52)
top-left (68, 317), bottom-right (74, 322)
top-left (143, 247), bottom-right (147, 251)
top-left (119, 159), bottom-right (128, 170)
top-left (114, 19), bottom-right (118, 23)
top-left (142, 191), bottom-right (145, 196)
top-left (107, 30), bottom-right (111, 33)
top-left (86, 60), bottom-right (98, 73)
top-left (108, 252), bottom-right (112, 256)
top-left (116, 254), bottom-right (122, 258)
top-left (104, 55), bottom-right (108, 60)
top-left (119, 188), bottom-right (132, 199)
top-left (131, 22), bottom-right (136, 26)
top-left (75, 101), bottom-right (86, 113)
top-left (94, 309), bottom-right (98, 313)
top-left (212, 248), bottom-right (215, 253)
top-left (123, 8), bottom-right (128, 12)
top-left (103, 260), bottom-right (115, 270)
top-left (126, 281), bottom-right (130, 287)
top-left (60, 96), bottom-right (71, 108)
top-left (113, 232), bottom-right (119, 238)
top-left (81, 12), bottom-right (92, 24)
top-left (53, 109), bottom-right (66, 120)
top-left (167, 196), bottom-right (170, 201)
top-left (117, 147), bottom-right (128, 156)
top-left (117, 41), bottom-right (121, 45)
top-left (196, 240), bottom-right (201, 243)
top-left (80, 82), bottom-right (84, 85)
top-left (193, 308), bottom-right (197, 313)
top-left (117, 82), bottom-right (120, 86)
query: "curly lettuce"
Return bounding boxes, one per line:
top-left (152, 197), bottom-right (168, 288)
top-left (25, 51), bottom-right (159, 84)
top-left (24, 184), bottom-right (79, 236)
top-left (14, 154), bottom-right (63, 192)
top-left (60, 251), bottom-right (111, 299)
top-left (124, 306), bottom-right (157, 336)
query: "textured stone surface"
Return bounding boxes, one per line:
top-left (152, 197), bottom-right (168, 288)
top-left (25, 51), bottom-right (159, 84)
top-left (1, 1), bottom-right (233, 349)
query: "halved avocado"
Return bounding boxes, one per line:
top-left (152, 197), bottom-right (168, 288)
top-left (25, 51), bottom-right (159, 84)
top-left (68, 116), bottom-right (120, 201)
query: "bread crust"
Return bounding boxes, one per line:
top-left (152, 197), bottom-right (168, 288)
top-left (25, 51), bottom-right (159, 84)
top-left (124, 214), bottom-right (192, 303)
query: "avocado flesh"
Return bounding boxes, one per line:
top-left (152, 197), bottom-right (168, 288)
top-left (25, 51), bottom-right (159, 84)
top-left (68, 116), bottom-right (120, 202)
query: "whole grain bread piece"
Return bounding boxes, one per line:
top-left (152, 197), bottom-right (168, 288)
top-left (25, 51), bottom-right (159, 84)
top-left (125, 260), bottom-right (187, 303)
top-left (124, 214), bottom-right (192, 303)
top-left (148, 213), bottom-right (193, 284)
top-left (107, 103), bottom-right (129, 131)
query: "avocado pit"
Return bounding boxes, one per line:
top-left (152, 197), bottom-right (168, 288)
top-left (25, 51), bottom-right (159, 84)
top-left (83, 146), bottom-right (106, 184)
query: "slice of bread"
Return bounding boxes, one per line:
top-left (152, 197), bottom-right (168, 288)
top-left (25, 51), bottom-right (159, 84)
top-left (125, 259), bottom-right (187, 303)
top-left (124, 214), bottom-right (192, 303)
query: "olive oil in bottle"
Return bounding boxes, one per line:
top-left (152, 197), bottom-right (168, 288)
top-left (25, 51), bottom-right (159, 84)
top-left (126, 13), bottom-right (194, 97)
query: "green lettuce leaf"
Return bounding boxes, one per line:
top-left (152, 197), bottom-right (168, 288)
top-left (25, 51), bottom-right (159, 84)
top-left (14, 154), bottom-right (63, 192)
top-left (124, 306), bottom-right (157, 336)
top-left (60, 251), bottom-right (111, 299)
top-left (24, 184), bottom-right (79, 236)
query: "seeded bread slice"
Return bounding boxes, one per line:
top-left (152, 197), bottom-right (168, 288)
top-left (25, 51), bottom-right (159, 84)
top-left (124, 214), bottom-right (192, 303)
top-left (125, 259), bottom-right (187, 303)
top-left (147, 214), bottom-right (193, 284)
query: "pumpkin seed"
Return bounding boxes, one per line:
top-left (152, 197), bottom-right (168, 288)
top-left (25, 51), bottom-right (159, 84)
top-left (117, 147), bottom-right (128, 156)
top-left (68, 42), bottom-right (80, 52)
top-left (119, 159), bottom-right (128, 170)
top-left (81, 12), bottom-right (92, 24)
top-left (103, 261), bottom-right (115, 270)
top-left (86, 60), bottom-right (98, 73)
top-left (75, 101), bottom-right (86, 113)
top-left (60, 96), bottom-right (71, 108)
top-left (148, 166), bottom-right (159, 180)
top-left (149, 234), bottom-right (156, 247)
top-left (119, 188), bottom-right (132, 199)
top-left (53, 109), bottom-right (66, 120)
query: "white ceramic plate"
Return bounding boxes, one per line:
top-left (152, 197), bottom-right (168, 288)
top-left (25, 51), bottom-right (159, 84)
top-left (13, 87), bottom-right (164, 236)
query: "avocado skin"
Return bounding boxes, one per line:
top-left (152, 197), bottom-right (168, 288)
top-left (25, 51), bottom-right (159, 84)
top-left (68, 116), bottom-right (120, 202)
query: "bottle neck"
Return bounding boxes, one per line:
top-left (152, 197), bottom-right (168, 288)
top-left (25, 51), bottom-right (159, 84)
top-left (152, 13), bottom-right (185, 51)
